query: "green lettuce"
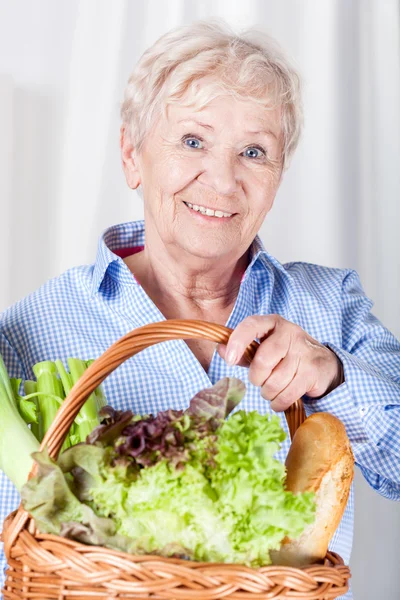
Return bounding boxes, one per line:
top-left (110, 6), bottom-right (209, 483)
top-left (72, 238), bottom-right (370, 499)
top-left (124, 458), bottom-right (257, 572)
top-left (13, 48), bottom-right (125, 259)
top-left (21, 378), bottom-right (316, 566)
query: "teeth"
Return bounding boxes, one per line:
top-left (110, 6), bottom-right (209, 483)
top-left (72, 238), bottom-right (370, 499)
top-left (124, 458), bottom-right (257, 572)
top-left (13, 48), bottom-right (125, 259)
top-left (184, 202), bottom-right (232, 218)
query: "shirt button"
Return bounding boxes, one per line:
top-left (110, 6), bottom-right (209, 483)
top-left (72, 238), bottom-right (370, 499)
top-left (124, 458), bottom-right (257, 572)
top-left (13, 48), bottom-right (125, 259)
top-left (359, 407), bottom-right (367, 416)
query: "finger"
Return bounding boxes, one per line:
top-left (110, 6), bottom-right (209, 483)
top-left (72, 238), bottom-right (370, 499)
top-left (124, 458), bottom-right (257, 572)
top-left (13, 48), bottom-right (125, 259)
top-left (258, 352), bottom-right (300, 398)
top-left (248, 332), bottom-right (293, 387)
top-left (224, 315), bottom-right (281, 366)
top-left (268, 367), bottom-right (314, 412)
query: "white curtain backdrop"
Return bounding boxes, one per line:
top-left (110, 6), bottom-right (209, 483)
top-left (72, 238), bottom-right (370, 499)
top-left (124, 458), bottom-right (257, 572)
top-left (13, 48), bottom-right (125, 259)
top-left (0, 1), bottom-right (399, 598)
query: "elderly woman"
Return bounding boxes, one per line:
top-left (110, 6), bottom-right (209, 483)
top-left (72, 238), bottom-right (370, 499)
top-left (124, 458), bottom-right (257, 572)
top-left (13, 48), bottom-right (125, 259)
top-left (0, 20), bottom-right (399, 599)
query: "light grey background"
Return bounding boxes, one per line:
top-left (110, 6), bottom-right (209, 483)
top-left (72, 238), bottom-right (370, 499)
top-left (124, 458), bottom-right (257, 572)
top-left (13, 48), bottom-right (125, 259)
top-left (0, 1), bottom-right (399, 598)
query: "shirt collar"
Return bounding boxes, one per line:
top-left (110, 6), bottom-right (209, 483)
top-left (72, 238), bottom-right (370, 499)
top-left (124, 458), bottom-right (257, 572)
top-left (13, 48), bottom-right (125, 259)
top-left (91, 221), bottom-right (146, 295)
top-left (247, 233), bottom-right (291, 279)
top-left (91, 220), bottom-right (290, 295)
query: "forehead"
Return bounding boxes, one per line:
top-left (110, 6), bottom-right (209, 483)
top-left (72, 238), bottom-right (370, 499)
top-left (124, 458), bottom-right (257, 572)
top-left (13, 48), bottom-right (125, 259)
top-left (163, 84), bottom-right (282, 139)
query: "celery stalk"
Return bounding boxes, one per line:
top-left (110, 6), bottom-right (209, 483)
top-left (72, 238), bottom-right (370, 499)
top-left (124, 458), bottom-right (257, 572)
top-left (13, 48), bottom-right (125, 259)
top-left (55, 359), bottom-right (73, 396)
top-left (55, 359), bottom-right (77, 448)
top-left (95, 385), bottom-right (107, 413)
top-left (0, 355), bottom-right (39, 491)
top-left (32, 361), bottom-right (64, 441)
top-left (68, 358), bottom-right (100, 441)
top-left (24, 380), bottom-right (40, 440)
top-left (68, 427), bottom-right (81, 446)
top-left (86, 359), bottom-right (107, 413)
top-left (10, 378), bottom-right (38, 425)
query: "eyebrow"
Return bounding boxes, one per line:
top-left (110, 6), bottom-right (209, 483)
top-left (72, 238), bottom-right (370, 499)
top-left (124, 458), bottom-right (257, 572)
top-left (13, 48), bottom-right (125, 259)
top-left (177, 118), bottom-right (278, 139)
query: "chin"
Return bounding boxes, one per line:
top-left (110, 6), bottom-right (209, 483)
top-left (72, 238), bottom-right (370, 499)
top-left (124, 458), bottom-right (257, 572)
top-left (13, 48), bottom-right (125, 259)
top-left (178, 234), bottom-right (234, 261)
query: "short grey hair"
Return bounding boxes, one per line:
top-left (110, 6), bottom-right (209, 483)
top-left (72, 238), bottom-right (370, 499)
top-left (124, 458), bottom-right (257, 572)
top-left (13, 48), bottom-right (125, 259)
top-left (121, 19), bottom-right (303, 169)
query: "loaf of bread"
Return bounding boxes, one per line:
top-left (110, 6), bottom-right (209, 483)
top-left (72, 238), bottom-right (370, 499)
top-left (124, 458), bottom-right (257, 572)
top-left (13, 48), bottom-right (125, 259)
top-left (271, 412), bottom-right (354, 567)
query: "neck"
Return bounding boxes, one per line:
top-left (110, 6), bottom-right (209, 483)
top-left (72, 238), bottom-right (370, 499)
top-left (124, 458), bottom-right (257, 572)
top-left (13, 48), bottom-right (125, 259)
top-left (124, 234), bottom-right (250, 317)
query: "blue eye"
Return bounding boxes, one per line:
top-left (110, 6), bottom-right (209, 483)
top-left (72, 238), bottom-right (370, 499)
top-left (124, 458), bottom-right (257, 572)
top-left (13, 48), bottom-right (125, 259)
top-left (243, 146), bottom-right (266, 159)
top-left (183, 136), bottom-right (203, 149)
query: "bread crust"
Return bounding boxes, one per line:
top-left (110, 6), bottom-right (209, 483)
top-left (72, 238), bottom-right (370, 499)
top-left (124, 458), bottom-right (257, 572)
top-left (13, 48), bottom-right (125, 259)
top-left (271, 412), bottom-right (354, 567)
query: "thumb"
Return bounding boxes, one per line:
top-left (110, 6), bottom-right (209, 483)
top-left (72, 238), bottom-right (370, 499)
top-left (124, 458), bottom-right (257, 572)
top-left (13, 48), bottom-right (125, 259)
top-left (216, 343), bottom-right (250, 368)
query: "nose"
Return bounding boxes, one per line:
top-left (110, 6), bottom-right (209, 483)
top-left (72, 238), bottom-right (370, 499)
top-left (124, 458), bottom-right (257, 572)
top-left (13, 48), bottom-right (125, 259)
top-left (198, 153), bottom-right (238, 197)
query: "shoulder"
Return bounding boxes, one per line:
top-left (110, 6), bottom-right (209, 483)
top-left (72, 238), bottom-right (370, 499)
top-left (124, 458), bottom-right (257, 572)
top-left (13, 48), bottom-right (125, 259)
top-left (1, 264), bottom-right (93, 326)
top-left (269, 260), bottom-right (366, 324)
top-left (0, 264), bottom-right (94, 370)
top-left (281, 260), bottom-right (358, 294)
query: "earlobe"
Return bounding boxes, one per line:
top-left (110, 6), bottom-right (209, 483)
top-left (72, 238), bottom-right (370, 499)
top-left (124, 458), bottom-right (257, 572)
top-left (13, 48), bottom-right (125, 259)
top-left (120, 125), bottom-right (141, 190)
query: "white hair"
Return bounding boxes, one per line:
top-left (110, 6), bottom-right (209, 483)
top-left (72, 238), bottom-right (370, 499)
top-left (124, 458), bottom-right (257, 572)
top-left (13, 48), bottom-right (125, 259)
top-left (121, 19), bottom-right (303, 169)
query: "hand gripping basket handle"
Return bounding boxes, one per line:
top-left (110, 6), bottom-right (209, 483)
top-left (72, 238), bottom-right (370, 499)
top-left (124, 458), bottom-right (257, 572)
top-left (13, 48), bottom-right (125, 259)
top-left (5, 319), bottom-right (306, 555)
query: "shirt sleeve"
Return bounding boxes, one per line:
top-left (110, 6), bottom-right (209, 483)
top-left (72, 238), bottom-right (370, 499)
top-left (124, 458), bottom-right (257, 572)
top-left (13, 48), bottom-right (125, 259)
top-left (0, 332), bottom-right (25, 590)
top-left (303, 269), bottom-right (400, 501)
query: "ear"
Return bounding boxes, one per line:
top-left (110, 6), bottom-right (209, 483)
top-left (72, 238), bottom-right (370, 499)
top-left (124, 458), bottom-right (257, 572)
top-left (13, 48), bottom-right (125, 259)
top-left (120, 125), bottom-right (141, 190)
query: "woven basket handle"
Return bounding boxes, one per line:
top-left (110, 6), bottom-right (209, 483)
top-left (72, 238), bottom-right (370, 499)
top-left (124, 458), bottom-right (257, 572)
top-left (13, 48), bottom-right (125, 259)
top-left (37, 319), bottom-right (305, 460)
top-left (4, 320), bottom-right (306, 556)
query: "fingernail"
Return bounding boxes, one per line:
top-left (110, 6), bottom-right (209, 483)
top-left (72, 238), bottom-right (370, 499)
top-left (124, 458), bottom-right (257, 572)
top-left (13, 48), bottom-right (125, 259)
top-left (226, 345), bottom-right (239, 366)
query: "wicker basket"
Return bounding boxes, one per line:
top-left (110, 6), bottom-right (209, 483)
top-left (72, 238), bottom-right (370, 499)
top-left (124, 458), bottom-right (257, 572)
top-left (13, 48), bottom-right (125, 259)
top-left (1, 320), bottom-right (351, 599)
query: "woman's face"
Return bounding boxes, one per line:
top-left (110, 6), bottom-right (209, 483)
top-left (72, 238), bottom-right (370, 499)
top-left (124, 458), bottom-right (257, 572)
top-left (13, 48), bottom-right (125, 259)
top-left (123, 81), bottom-right (284, 262)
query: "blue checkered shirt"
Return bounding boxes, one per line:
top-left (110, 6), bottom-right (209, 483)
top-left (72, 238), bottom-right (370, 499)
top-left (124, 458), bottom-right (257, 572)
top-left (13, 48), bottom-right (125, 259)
top-left (1, 220), bottom-right (400, 599)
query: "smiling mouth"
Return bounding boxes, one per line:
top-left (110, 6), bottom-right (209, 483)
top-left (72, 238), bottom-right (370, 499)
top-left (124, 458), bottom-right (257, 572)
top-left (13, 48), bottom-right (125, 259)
top-left (183, 201), bottom-right (234, 218)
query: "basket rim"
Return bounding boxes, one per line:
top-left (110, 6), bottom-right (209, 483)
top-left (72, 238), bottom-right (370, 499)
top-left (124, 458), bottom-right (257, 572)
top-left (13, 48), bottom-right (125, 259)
top-left (1, 519), bottom-right (351, 600)
top-left (2, 518), bottom-right (348, 570)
